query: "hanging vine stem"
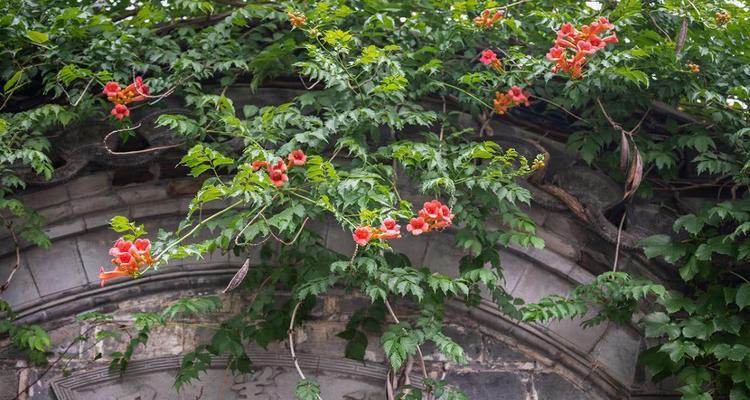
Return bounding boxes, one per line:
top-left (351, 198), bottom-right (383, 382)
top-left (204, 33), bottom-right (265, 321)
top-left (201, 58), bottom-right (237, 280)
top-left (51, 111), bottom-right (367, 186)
top-left (288, 301), bottom-right (323, 400)
top-left (612, 210), bottom-right (627, 272)
top-left (383, 297), bottom-right (431, 396)
top-left (0, 222), bottom-right (22, 294)
top-left (530, 95), bottom-right (591, 125)
top-left (260, 214), bottom-right (310, 246)
top-left (102, 123), bottom-right (185, 155)
top-left (145, 199), bottom-right (245, 272)
top-left (57, 76), bottom-right (97, 107)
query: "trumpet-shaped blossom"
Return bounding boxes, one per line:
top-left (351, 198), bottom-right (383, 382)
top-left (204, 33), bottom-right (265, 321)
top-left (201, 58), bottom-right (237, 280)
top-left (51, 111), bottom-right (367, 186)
top-left (547, 17), bottom-right (617, 79)
top-left (352, 226), bottom-right (373, 246)
top-left (480, 49), bottom-right (498, 65)
top-left (493, 86), bottom-right (531, 115)
top-left (103, 81), bottom-right (121, 97)
top-left (378, 218), bottom-right (401, 239)
top-left (351, 200), bottom-right (453, 245)
top-left (288, 150), bottom-right (306, 166)
top-left (103, 76), bottom-right (150, 119)
top-left (111, 104), bottom-right (130, 120)
top-left (268, 168), bottom-right (288, 187)
top-left (406, 217), bottom-right (429, 235)
top-left (474, 9), bottom-right (503, 28)
top-left (252, 160), bottom-right (269, 171)
top-left (99, 238), bottom-right (156, 287)
top-left (288, 11), bottom-right (306, 28)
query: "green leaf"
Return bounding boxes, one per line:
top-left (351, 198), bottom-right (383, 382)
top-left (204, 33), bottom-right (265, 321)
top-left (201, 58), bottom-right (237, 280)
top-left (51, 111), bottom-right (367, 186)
top-left (737, 283), bottom-right (750, 310)
top-left (295, 378), bottom-right (321, 400)
top-left (25, 30), bottom-right (49, 44)
top-left (4, 70), bottom-right (23, 93)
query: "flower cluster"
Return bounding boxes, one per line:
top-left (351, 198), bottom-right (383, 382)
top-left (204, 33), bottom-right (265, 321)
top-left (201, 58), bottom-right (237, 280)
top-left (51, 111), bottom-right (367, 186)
top-left (474, 9), bottom-right (503, 28)
top-left (103, 76), bottom-right (150, 120)
top-left (99, 238), bottom-right (156, 287)
top-left (493, 85), bottom-right (531, 115)
top-left (715, 11), bottom-right (731, 25)
top-left (688, 63), bottom-right (700, 73)
top-left (352, 201), bottom-right (454, 246)
top-left (545, 17), bottom-right (618, 79)
top-left (352, 218), bottom-right (402, 246)
top-left (479, 49), bottom-right (503, 71)
top-left (288, 11), bottom-right (306, 28)
top-left (251, 150), bottom-right (306, 187)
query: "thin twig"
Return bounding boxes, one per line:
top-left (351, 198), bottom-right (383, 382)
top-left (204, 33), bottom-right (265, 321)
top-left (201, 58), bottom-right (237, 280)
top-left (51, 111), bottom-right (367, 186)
top-left (0, 223), bottom-right (22, 294)
top-left (12, 325), bottom-right (98, 400)
top-left (612, 211), bottom-right (627, 272)
top-left (57, 77), bottom-right (96, 107)
top-left (288, 301), bottom-right (323, 400)
top-left (531, 95), bottom-right (591, 125)
top-left (383, 298), bottom-right (430, 386)
top-left (102, 123), bottom-right (185, 155)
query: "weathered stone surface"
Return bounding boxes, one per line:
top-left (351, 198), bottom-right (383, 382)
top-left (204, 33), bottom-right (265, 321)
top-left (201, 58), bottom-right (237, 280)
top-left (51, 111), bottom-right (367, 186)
top-left (66, 172), bottom-right (112, 199)
top-left (0, 255), bottom-right (40, 308)
top-left (591, 325), bottom-right (642, 384)
top-left (483, 336), bottom-right (533, 364)
top-left (422, 232), bottom-right (464, 277)
top-left (325, 225), bottom-right (356, 256)
top-left (534, 372), bottom-right (593, 400)
top-left (510, 261), bottom-right (573, 304)
top-left (42, 218), bottom-right (86, 241)
top-left (554, 166), bottom-right (621, 207)
top-left (70, 194), bottom-right (123, 215)
top-left (0, 365), bottom-right (19, 400)
top-left (448, 371), bottom-right (527, 400)
top-left (25, 238), bottom-right (87, 297)
top-left (389, 233), bottom-right (428, 267)
top-left (18, 185), bottom-right (69, 210)
top-left (75, 229), bottom-right (122, 283)
top-left (421, 324), bottom-right (483, 362)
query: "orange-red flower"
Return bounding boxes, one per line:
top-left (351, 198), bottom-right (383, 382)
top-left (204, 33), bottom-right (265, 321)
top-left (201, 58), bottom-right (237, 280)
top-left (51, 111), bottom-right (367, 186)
top-left (288, 149), bottom-right (306, 166)
top-left (268, 168), bottom-right (288, 187)
top-left (474, 9), bottom-right (503, 28)
top-left (104, 76), bottom-right (151, 119)
top-left (288, 11), bottom-right (306, 28)
top-left (252, 160), bottom-right (269, 171)
top-left (378, 218), bottom-right (401, 239)
top-left (493, 86), bottom-right (531, 115)
top-left (480, 49), bottom-right (498, 65)
top-left (99, 238), bottom-right (156, 287)
top-left (715, 11), bottom-right (731, 25)
top-left (352, 226), bottom-right (373, 246)
top-left (103, 81), bottom-right (121, 97)
top-left (111, 104), bottom-right (130, 120)
top-left (547, 17), bottom-right (617, 79)
top-left (406, 217), bottom-right (429, 235)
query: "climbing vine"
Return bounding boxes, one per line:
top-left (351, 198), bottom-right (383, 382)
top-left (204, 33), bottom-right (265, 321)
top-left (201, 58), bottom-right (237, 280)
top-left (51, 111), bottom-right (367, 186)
top-left (1, 0), bottom-right (750, 399)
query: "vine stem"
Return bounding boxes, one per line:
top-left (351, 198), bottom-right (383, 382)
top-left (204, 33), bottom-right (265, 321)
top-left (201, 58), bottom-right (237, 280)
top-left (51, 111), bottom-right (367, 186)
top-left (102, 123), bottom-right (185, 155)
top-left (437, 82), bottom-right (494, 110)
top-left (728, 270), bottom-right (750, 284)
top-left (148, 199), bottom-right (244, 270)
top-left (12, 325), bottom-right (98, 400)
top-left (530, 95), bottom-right (591, 125)
top-left (487, 0), bottom-right (531, 10)
top-left (288, 301), bottom-right (323, 400)
top-left (383, 298), bottom-right (430, 386)
top-left (612, 211), bottom-right (626, 272)
top-left (0, 223), bottom-right (22, 294)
